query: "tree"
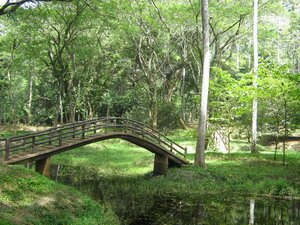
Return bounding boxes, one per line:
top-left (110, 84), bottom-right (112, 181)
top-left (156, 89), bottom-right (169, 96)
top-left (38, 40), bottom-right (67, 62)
top-left (0, 0), bottom-right (69, 15)
top-left (251, 0), bottom-right (259, 153)
top-left (194, 0), bottom-right (210, 167)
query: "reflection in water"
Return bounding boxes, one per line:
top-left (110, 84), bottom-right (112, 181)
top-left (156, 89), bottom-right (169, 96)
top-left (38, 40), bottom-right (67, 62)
top-left (51, 165), bottom-right (300, 225)
top-left (249, 199), bottom-right (255, 225)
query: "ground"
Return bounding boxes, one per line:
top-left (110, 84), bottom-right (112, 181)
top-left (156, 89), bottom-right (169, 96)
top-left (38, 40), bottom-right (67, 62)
top-left (0, 164), bottom-right (120, 225)
top-left (0, 127), bottom-right (299, 224)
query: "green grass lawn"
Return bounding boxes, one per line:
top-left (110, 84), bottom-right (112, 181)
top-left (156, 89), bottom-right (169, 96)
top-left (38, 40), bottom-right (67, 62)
top-left (52, 135), bottom-right (300, 200)
top-left (0, 164), bottom-right (120, 225)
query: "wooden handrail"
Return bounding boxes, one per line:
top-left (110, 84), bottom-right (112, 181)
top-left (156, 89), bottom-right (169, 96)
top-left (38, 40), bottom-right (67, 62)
top-left (0, 117), bottom-right (187, 161)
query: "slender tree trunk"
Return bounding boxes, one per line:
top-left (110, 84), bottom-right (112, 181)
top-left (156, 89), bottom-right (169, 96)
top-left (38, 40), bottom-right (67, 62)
top-left (68, 77), bottom-right (75, 123)
top-left (27, 75), bottom-right (33, 125)
top-left (150, 88), bottom-right (158, 129)
top-left (88, 101), bottom-right (94, 119)
top-left (181, 40), bottom-right (187, 122)
top-left (251, 0), bottom-right (259, 153)
top-left (228, 132), bottom-right (231, 154)
top-left (180, 66), bottom-right (186, 120)
top-left (8, 71), bottom-right (17, 135)
top-left (283, 99), bottom-right (287, 165)
top-left (68, 53), bottom-right (76, 123)
top-left (164, 83), bottom-right (175, 103)
top-left (274, 120), bottom-right (279, 161)
top-left (106, 104), bottom-right (110, 117)
top-left (53, 92), bottom-right (60, 128)
top-left (195, 0), bottom-right (210, 167)
top-left (59, 81), bottom-right (64, 124)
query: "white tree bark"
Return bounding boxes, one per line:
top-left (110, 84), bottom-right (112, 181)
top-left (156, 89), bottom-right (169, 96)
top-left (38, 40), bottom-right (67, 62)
top-left (195, 0), bottom-right (210, 167)
top-left (249, 199), bottom-right (255, 225)
top-left (252, 0), bottom-right (259, 153)
top-left (28, 75), bottom-right (33, 125)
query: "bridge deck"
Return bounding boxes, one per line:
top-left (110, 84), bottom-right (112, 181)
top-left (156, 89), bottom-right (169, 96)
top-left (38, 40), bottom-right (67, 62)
top-left (0, 118), bottom-right (189, 166)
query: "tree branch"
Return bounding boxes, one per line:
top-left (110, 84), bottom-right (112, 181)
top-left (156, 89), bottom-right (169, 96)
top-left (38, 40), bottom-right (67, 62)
top-left (0, 0), bottom-right (71, 15)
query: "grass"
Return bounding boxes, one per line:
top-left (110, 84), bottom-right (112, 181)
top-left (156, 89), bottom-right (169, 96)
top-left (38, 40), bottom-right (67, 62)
top-left (0, 164), bottom-right (120, 225)
top-left (51, 133), bottom-right (300, 201)
top-left (0, 130), bottom-right (32, 139)
top-left (1, 127), bottom-right (299, 224)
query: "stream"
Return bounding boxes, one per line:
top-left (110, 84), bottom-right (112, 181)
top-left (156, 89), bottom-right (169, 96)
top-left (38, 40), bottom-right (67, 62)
top-left (50, 164), bottom-right (300, 225)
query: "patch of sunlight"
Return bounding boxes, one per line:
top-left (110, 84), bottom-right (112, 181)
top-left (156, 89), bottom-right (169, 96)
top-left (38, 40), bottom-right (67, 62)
top-left (0, 194), bottom-right (11, 204)
top-left (207, 160), bottom-right (243, 166)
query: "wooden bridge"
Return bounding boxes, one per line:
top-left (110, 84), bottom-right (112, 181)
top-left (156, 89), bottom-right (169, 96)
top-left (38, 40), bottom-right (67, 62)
top-left (0, 117), bottom-right (189, 176)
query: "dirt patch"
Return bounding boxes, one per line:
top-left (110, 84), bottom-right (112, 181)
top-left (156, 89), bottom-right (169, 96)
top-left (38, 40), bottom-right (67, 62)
top-left (270, 140), bottom-right (300, 151)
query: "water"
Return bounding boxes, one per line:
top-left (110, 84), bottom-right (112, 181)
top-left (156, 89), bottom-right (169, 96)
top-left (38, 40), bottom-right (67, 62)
top-left (50, 164), bottom-right (300, 225)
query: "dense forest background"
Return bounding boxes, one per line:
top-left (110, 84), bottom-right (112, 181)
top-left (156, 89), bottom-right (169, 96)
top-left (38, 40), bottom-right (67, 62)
top-left (0, 0), bottom-right (299, 143)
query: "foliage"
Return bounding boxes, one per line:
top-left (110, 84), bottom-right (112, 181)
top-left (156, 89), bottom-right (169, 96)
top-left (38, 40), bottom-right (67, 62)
top-left (0, 0), bottom-right (298, 133)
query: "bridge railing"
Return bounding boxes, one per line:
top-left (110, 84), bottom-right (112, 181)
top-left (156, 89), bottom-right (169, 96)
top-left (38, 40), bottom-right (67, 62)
top-left (0, 117), bottom-right (187, 161)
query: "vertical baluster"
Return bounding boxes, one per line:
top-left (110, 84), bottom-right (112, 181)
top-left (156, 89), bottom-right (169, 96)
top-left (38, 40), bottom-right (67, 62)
top-left (32, 136), bottom-right (35, 152)
top-left (125, 119), bottom-right (128, 133)
top-left (49, 131), bottom-right (52, 145)
top-left (132, 122), bottom-right (135, 134)
top-left (114, 118), bottom-right (117, 132)
top-left (58, 129), bottom-right (62, 146)
top-left (170, 142), bottom-right (173, 153)
top-left (158, 133), bottom-right (161, 145)
top-left (93, 122), bottom-right (97, 134)
top-left (5, 138), bottom-right (10, 161)
top-left (105, 118), bottom-right (108, 133)
top-left (184, 147), bottom-right (187, 158)
top-left (82, 122), bottom-right (86, 139)
top-left (72, 124), bottom-right (76, 138)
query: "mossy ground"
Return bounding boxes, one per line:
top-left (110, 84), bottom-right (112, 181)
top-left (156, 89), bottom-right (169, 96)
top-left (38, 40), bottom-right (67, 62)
top-left (0, 164), bottom-right (120, 225)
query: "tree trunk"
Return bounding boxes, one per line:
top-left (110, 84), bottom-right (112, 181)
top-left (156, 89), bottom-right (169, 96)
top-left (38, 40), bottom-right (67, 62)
top-left (59, 81), bottom-right (64, 124)
top-left (181, 39), bottom-right (187, 122)
top-left (181, 67), bottom-right (186, 121)
top-left (195, 0), bottom-right (210, 167)
top-left (274, 120), bottom-right (279, 161)
top-left (251, 0), bottom-right (259, 153)
top-left (27, 75), bottom-right (33, 125)
top-left (68, 77), bottom-right (75, 123)
top-left (53, 92), bottom-right (60, 128)
top-left (283, 99), bottom-right (287, 165)
top-left (150, 88), bottom-right (158, 129)
top-left (88, 101), bottom-right (94, 119)
top-left (68, 53), bottom-right (76, 123)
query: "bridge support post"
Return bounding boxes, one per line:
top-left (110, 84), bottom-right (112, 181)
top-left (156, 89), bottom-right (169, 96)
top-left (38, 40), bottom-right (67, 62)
top-left (153, 154), bottom-right (168, 176)
top-left (35, 157), bottom-right (51, 178)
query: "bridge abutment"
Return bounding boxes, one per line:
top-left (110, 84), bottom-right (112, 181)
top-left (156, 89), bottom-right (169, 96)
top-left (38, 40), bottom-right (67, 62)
top-left (35, 157), bottom-right (51, 178)
top-left (153, 154), bottom-right (168, 176)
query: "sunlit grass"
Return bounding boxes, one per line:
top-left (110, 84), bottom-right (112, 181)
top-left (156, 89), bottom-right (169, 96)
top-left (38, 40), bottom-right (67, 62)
top-left (52, 139), bottom-right (154, 177)
top-left (51, 134), bottom-right (300, 200)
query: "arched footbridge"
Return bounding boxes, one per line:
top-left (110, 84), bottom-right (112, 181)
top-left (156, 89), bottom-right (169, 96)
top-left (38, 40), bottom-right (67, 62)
top-left (0, 117), bottom-right (189, 176)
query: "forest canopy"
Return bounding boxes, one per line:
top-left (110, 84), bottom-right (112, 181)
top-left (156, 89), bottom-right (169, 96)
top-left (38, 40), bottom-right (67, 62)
top-left (0, 0), bottom-right (299, 140)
